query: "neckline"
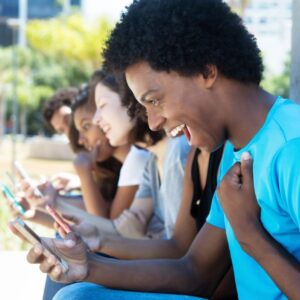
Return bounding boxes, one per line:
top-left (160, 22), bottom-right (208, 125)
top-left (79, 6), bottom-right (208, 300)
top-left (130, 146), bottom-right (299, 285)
top-left (234, 96), bottom-right (284, 156)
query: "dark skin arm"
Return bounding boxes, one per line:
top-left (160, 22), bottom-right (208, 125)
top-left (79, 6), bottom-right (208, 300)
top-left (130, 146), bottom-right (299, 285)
top-left (26, 223), bottom-right (230, 298)
top-left (217, 152), bottom-right (300, 299)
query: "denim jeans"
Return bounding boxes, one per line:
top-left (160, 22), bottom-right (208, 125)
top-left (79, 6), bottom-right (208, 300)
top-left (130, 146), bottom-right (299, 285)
top-left (53, 283), bottom-right (205, 300)
top-left (42, 252), bottom-right (118, 300)
top-left (42, 276), bottom-right (71, 300)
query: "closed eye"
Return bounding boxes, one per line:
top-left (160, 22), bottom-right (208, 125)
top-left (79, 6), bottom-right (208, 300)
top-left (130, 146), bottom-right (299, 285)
top-left (148, 99), bottom-right (160, 107)
top-left (82, 123), bottom-right (91, 131)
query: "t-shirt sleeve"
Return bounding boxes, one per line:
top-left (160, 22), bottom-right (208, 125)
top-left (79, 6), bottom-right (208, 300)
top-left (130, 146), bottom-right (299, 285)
top-left (134, 158), bottom-right (153, 199)
top-left (206, 193), bottom-right (225, 229)
top-left (118, 146), bottom-right (150, 187)
top-left (273, 138), bottom-right (300, 229)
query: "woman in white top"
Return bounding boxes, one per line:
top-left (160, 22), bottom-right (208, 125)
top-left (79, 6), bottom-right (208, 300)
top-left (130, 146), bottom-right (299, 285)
top-left (12, 71), bottom-right (161, 229)
top-left (57, 70), bottom-right (164, 235)
top-left (69, 77), bottom-right (150, 219)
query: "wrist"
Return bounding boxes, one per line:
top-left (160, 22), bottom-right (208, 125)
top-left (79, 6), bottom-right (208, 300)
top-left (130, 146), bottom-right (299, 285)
top-left (84, 252), bottom-right (102, 283)
top-left (236, 222), bottom-right (268, 255)
top-left (74, 163), bottom-right (93, 172)
top-left (97, 233), bottom-right (108, 252)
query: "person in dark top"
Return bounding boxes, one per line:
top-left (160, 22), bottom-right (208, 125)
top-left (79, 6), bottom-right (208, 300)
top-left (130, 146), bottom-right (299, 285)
top-left (53, 139), bottom-right (237, 298)
top-left (190, 147), bottom-right (224, 231)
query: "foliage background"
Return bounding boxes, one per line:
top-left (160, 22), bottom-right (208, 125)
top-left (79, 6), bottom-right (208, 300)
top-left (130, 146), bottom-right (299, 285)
top-left (0, 14), bottom-right (112, 136)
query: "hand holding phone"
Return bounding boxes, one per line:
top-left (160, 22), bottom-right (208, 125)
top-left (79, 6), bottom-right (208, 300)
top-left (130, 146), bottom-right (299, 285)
top-left (11, 217), bottom-right (69, 272)
top-left (46, 205), bottom-right (72, 235)
top-left (1, 182), bottom-right (26, 215)
top-left (14, 161), bottom-right (43, 198)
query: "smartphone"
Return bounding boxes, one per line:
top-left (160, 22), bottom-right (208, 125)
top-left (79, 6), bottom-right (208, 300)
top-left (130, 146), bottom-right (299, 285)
top-left (0, 182), bottom-right (26, 215)
top-left (46, 205), bottom-right (72, 235)
top-left (11, 217), bottom-right (69, 272)
top-left (14, 161), bottom-right (43, 198)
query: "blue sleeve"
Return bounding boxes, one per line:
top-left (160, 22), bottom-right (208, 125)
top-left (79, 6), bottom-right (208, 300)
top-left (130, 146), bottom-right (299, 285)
top-left (273, 138), bottom-right (300, 229)
top-left (206, 193), bottom-right (225, 229)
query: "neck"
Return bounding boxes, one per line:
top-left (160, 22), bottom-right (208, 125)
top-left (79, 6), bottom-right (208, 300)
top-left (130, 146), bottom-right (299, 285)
top-left (220, 82), bottom-right (276, 149)
top-left (148, 136), bottom-right (168, 177)
top-left (148, 136), bottom-right (168, 159)
top-left (113, 144), bottom-right (131, 162)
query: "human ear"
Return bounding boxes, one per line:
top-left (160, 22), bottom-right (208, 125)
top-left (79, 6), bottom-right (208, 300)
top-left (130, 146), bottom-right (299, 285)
top-left (197, 65), bottom-right (218, 89)
top-left (203, 65), bottom-right (218, 89)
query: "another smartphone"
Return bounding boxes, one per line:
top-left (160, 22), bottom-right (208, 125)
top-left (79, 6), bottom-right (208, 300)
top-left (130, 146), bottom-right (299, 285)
top-left (0, 182), bottom-right (26, 215)
top-left (46, 205), bottom-right (72, 235)
top-left (11, 217), bottom-right (69, 272)
top-left (14, 161), bottom-right (43, 198)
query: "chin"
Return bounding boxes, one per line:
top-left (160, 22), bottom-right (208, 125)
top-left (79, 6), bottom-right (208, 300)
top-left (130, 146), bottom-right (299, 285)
top-left (109, 138), bottom-right (124, 147)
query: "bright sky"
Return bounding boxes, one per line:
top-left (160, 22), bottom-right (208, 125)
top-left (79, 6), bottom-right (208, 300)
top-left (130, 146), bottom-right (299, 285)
top-left (82, 0), bottom-right (134, 22)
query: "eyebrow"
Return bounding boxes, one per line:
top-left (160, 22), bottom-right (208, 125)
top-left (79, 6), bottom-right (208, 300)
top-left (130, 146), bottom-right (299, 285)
top-left (139, 89), bottom-right (158, 103)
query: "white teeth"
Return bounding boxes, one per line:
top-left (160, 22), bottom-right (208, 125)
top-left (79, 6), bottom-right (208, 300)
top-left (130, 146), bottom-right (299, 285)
top-left (170, 124), bottom-right (185, 137)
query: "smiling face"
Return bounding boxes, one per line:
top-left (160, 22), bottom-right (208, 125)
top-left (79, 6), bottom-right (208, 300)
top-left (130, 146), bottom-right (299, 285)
top-left (125, 61), bottom-right (226, 152)
top-left (50, 106), bottom-right (72, 136)
top-left (73, 107), bottom-right (115, 162)
top-left (93, 82), bottom-right (135, 147)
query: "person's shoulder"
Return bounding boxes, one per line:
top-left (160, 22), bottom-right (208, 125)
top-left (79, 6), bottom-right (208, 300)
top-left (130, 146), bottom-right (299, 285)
top-left (273, 97), bottom-right (300, 125)
top-left (129, 145), bottom-right (151, 161)
top-left (274, 137), bottom-right (300, 166)
top-left (267, 98), bottom-right (300, 143)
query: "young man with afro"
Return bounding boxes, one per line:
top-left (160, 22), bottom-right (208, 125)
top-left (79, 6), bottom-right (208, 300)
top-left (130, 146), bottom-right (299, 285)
top-left (23, 0), bottom-right (300, 299)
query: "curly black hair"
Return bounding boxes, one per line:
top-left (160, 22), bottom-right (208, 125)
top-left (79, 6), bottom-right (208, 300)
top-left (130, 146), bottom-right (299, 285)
top-left (103, 0), bottom-right (263, 84)
top-left (43, 87), bottom-right (79, 132)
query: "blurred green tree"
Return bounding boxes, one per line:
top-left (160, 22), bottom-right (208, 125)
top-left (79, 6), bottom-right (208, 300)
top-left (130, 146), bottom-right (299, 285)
top-left (0, 14), bottom-right (112, 136)
top-left (262, 57), bottom-right (290, 99)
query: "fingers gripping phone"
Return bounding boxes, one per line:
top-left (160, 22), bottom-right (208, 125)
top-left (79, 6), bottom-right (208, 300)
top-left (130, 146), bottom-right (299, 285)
top-left (11, 218), bottom-right (69, 272)
top-left (14, 161), bottom-right (44, 198)
top-left (46, 205), bottom-right (72, 235)
top-left (0, 182), bottom-right (26, 215)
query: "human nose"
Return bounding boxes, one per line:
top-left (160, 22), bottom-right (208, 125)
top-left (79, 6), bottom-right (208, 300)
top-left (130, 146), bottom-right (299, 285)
top-left (78, 133), bottom-right (86, 146)
top-left (147, 109), bottom-right (165, 131)
top-left (92, 108), bottom-right (102, 126)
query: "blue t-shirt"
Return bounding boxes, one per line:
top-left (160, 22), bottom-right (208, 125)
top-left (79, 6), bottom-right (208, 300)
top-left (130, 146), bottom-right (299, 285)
top-left (207, 97), bottom-right (300, 299)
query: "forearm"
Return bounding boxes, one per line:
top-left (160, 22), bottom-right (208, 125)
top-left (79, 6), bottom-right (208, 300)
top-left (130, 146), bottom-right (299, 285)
top-left (101, 236), bottom-right (184, 259)
top-left (93, 216), bottom-right (119, 236)
top-left (55, 199), bottom-right (119, 235)
top-left (24, 209), bottom-right (54, 229)
top-left (242, 227), bottom-right (300, 299)
top-left (86, 253), bottom-right (203, 295)
top-left (78, 170), bottom-right (109, 217)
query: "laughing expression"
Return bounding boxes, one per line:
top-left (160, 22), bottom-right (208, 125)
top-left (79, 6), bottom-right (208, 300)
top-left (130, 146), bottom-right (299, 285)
top-left (74, 107), bottom-right (115, 162)
top-left (125, 61), bottom-right (226, 152)
top-left (93, 82), bottom-right (135, 147)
